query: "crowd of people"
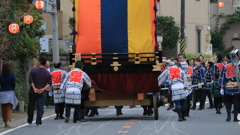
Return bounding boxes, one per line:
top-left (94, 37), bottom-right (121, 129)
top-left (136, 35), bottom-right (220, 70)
top-left (159, 53), bottom-right (240, 122)
top-left (1, 52), bottom-right (240, 128)
top-left (27, 57), bottom-right (92, 125)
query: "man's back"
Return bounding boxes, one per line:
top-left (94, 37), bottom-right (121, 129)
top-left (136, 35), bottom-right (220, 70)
top-left (28, 67), bottom-right (52, 95)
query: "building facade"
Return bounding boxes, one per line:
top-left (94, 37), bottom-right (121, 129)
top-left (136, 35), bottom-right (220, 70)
top-left (157, 0), bottom-right (211, 57)
top-left (210, 0), bottom-right (240, 51)
top-left (41, 0), bottom-right (73, 54)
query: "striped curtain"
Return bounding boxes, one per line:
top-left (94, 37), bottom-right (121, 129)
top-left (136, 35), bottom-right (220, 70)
top-left (75, 0), bottom-right (156, 55)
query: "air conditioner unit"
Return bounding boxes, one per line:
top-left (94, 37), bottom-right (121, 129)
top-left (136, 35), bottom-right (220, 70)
top-left (40, 38), bottom-right (49, 53)
top-left (205, 44), bottom-right (212, 55)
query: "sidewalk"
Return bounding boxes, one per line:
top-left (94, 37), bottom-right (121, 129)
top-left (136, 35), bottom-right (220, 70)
top-left (0, 106), bottom-right (55, 133)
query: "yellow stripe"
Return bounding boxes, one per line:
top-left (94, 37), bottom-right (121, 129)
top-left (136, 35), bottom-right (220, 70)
top-left (74, 0), bottom-right (79, 44)
top-left (122, 126), bottom-right (132, 128)
top-left (180, 39), bottom-right (186, 53)
top-left (118, 131), bottom-right (128, 133)
top-left (130, 119), bottom-right (138, 121)
top-left (128, 0), bottom-right (154, 60)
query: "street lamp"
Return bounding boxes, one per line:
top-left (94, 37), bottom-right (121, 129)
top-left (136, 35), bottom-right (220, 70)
top-left (9, 23), bottom-right (20, 34)
top-left (24, 14), bottom-right (33, 25)
top-left (218, 1), bottom-right (224, 8)
top-left (35, 0), bottom-right (44, 9)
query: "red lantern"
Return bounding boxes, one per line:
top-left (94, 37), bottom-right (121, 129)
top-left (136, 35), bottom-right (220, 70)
top-left (24, 14), bottom-right (33, 25)
top-left (9, 23), bottom-right (20, 34)
top-left (218, 1), bottom-right (224, 8)
top-left (35, 0), bottom-right (44, 9)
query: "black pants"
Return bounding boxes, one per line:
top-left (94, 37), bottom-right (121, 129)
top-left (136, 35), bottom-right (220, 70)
top-left (27, 93), bottom-right (45, 125)
top-left (44, 91), bottom-right (51, 107)
top-left (55, 103), bottom-right (65, 117)
top-left (186, 95), bottom-right (191, 115)
top-left (115, 106), bottom-right (123, 115)
top-left (225, 95), bottom-right (240, 120)
top-left (192, 90), bottom-right (204, 109)
top-left (65, 104), bottom-right (81, 123)
top-left (85, 107), bottom-right (98, 116)
top-left (168, 90), bottom-right (174, 106)
top-left (214, 97), bottom-right (222, 110)
top-left (203, 90), bottom-right (213, 108)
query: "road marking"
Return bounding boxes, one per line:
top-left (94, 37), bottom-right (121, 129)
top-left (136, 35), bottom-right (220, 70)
top-left (126, 122), bottom-right (135, 124)
top-left (137, 112), bottom-right (171, 135)
top-left (171, 117), bottom-right (189, 135)
top-left (122, 126), bottom-right (131, 128)
top-left (118, 131), bottom-right (128, 133)
top-left (130, 119), bottom-right (138, 121)
top-left (238, 115), bottom-right (240, 126)
top-left (0, 114), bottom-right (56, 135)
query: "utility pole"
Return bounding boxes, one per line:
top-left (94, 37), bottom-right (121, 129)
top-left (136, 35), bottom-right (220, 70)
top-left (50, 0), bottom-right (59, 62)
top-left (180, 0), bottom-right (186, 53)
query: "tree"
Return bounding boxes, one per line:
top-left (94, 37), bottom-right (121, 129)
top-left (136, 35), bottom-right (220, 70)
top-left (156, 16), bottom-right (180, 49)
top-left (211, 7), bottom-right (240, 55)
top-left (0, 0), bottom-right (45, 102)
top-left (0, 0), bottom-right (12, 57)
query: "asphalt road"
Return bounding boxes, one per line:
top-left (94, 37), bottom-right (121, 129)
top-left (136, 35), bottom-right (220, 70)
top-left (1, 104), bottom-right (240, 135)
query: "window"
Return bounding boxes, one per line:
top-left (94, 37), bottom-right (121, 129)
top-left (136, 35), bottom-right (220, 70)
top-left (210, 0), bottom-right (218, 3)
top-left (234, 0), bottom-right (240, 12)
top-left (57, 0), bottom-right (60, 10)
top-left (233, 0), bottom-right (240, 7)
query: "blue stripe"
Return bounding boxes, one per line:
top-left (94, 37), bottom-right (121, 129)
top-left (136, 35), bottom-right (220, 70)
top-left (65, 94), bottom-right (81, 95)
top-left (101, 0), bottom-right (128, 53)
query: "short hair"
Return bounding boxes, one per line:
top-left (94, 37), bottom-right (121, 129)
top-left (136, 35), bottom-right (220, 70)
top-left (38, 57), bottom-right (46, 66)
top-left (198, 55), bottom-right (204, 59)
top-left (54, 61), bottom-right (62, 68)
top-left (207, 61), bottom-right (213, 67)
top-left (195, 58), bottom-right (201, 62)
top-left (174, 62), bottom-right (182, 68)
top-left (225, 54), bottom-right (231, 60)
top-left (214, 72), bottom-right (220, 79)
top-left (178, 53), bottom-right (187, 59)
top-left (216, 54), bottom-right (223, 62)
top-left (186, 59), bottom-right (189, 65)
top-left (75, 61), bottom-right (84, 69)
top-left (2, 61), bottom-right (11, 76)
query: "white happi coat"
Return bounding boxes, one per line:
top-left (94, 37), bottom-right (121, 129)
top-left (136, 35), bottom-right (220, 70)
top-left (60, 68), bottom-right (92, 105)
top-left (51, 69), bottom-right (67, 104)
top-left (158, 65), bottom-right (187, 101)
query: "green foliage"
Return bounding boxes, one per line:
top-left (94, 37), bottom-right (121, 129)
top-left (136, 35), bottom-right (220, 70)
top-left (210, 31), bottom-right (225, 51)
top-left (211, 7), bottom-right (240, 54)
top-left (156, 16), bottom-right (180, 49)
top-left (12, 59), bottom-right (29, 102)
top-left (220, 7), bottom-right (240, 34)
top-left (215, 46), bottom-right (235, 56)
top-left (68, 17), bottom-right (74, 30)
top-left (49, 48), bottom-right (68, 53)
top-left (64, 35), bottom-right (73, 42)
top-left (186, 53), bottom-right (215, 60)
top-left (0, 1), bottom-right (45, 59)
top-left (0, 0), bottom-right (45, 107)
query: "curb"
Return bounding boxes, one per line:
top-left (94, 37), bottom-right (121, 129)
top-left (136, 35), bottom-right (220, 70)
top-left (0, 108), bottom-right (55, 133)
